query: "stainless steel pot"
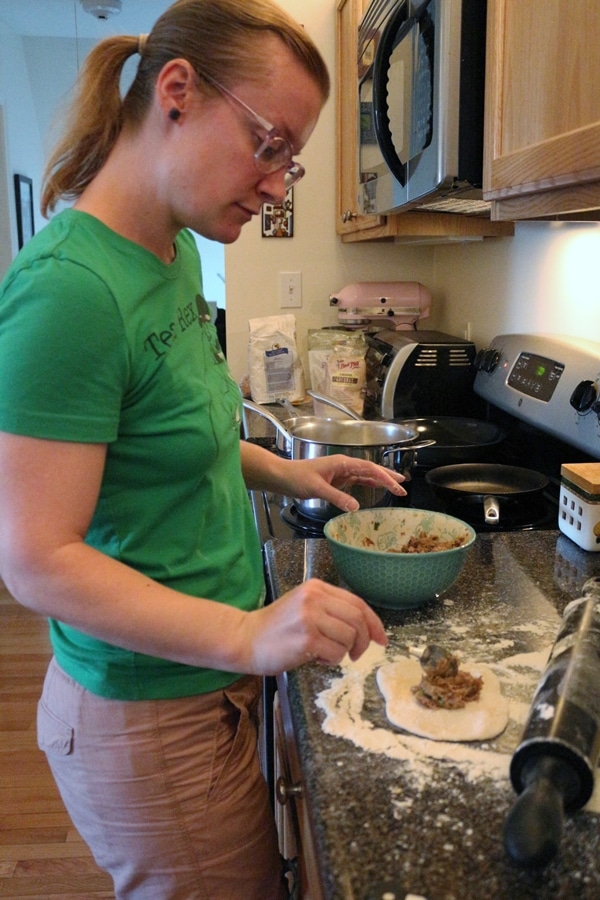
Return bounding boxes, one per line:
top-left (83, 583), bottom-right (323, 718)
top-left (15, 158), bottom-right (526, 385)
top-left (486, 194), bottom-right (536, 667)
top-left (242, 399), bottom-right (434, 520)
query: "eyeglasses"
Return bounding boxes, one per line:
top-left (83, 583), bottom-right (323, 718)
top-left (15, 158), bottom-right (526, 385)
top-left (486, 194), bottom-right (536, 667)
top-left (202, 74), bottom-right (305, 190)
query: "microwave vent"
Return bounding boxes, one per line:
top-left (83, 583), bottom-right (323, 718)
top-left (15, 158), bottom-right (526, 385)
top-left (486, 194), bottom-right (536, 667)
top-left (416, 197), bottom-right (492, 217)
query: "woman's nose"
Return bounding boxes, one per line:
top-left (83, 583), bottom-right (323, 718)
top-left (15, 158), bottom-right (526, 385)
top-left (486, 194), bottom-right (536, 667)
top-left (257, 168), bottom-right (288, 205)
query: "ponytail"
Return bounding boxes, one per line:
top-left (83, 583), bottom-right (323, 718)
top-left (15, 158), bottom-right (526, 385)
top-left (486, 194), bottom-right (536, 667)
top-left (41, 36), bottom-right (139, 216)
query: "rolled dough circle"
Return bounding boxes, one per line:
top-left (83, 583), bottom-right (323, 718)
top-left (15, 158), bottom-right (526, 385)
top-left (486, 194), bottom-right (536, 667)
top-left (376, 657), bottom-right (509, 742)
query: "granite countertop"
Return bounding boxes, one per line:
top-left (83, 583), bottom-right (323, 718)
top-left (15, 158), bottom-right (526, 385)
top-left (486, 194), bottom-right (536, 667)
top-left (264, 530), bottom-right (600, 900)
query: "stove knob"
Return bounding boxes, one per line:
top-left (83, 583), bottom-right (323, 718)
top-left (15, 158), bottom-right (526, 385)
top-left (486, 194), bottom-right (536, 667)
top-left (570, 380), bottom-right (597, 412)
top-left (474, 348), bottom-right (487, 370)
top-left (483, 348), bottom-right (501, 373)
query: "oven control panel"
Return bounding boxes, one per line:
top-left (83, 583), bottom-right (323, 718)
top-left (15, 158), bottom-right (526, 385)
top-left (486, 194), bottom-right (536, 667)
top-left (506, 351), bottom-right (565, 402)
top-left (474, 333), bottom-right (600, 458)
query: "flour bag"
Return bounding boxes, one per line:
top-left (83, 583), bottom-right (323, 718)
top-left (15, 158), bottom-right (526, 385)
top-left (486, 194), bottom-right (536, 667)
top-left (248, 314), bottom-right (305, 403)
top-left (308, 329), bottom-right (367, 416)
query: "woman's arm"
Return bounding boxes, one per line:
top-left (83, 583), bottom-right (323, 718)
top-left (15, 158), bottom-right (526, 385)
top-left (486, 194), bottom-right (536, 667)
top-left (0, 432), bottom-right (386, 674)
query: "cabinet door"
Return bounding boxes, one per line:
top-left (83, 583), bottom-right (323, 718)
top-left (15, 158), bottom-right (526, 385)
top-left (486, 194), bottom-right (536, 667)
top-left (336, 0), bottom-right (393, 238)
top-left (484, 0), bottom-right (600, 219)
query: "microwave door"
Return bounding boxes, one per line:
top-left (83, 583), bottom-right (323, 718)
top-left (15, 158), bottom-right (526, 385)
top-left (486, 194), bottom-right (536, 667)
top-left (360, 0), bottom-right (435, 215)
top-left (373, 3), bottom-right (434, 179)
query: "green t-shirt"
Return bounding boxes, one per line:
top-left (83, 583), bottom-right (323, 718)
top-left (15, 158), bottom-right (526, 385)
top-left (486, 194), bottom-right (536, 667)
top-left (0, 209), bottom-right (264, 699)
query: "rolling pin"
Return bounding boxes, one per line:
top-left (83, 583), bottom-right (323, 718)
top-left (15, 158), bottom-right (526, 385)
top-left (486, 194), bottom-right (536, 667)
top-left (504, 576), bottom-right (600, 867)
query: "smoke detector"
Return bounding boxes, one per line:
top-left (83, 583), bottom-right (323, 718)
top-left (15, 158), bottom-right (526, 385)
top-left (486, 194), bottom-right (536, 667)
top-left (79, 0), bottom-right (123, 19)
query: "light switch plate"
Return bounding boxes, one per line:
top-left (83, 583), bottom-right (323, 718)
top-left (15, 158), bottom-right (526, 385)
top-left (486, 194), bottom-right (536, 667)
top-left (280, 271), bottom-right (302, 308)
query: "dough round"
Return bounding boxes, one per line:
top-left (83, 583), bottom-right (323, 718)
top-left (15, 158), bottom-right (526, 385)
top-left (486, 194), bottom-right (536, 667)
top-left (376, 657), bottom-right (509, 742)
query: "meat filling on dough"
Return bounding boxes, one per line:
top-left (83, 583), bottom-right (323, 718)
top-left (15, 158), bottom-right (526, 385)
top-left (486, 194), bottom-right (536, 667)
top-left (411, 653), bottom-right (483, 710)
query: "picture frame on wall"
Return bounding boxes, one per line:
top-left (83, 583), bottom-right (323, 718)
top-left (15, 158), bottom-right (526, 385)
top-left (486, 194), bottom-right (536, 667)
top-left (14, 174), bottom-right (34, 249)
top-left (261, 188), bottom-right (294, 238)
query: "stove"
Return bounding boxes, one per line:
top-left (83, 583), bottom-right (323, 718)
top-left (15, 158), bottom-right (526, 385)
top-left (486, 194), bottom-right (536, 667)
top-left (248, 334), bottom-right (600, 544)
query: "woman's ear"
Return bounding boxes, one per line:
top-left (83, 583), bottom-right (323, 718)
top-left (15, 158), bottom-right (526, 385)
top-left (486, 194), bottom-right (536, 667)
top-left (155, 58), bottom-right (197, 121)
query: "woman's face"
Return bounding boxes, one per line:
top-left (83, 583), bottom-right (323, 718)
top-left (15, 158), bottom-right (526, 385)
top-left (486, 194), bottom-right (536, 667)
top-left (164, 37), bottom-right (324, 243)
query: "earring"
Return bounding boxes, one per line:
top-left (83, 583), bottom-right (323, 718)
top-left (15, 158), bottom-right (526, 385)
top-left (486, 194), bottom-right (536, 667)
top-left (168, 108), bottom-right (181, 121)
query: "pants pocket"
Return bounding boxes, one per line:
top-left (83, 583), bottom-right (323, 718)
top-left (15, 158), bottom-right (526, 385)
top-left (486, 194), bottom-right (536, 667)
top-left (207, 677), bottom-right (261, 802)
top-left (37, 699), bottom-right (74, 756)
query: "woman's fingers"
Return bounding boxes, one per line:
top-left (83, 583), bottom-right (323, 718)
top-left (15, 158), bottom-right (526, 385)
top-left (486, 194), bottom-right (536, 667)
top-left (246, 579), bottom-right (386, 674)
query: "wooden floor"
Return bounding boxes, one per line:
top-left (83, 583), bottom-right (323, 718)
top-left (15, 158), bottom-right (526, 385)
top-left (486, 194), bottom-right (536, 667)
top-left (0, 581), bottom-right (114, 898)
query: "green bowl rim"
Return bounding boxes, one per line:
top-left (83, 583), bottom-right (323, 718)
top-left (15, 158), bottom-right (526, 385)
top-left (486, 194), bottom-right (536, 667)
top-left (323, 507), bottom-right (477, 558)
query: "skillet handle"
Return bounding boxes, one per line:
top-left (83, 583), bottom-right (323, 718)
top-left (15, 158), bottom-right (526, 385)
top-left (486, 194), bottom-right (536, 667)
top-left (483, 495), bottom-right (500, 524)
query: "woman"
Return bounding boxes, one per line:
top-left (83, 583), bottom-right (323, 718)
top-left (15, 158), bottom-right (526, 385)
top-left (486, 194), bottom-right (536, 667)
top-left (0, 1), bottom-right (405, 898)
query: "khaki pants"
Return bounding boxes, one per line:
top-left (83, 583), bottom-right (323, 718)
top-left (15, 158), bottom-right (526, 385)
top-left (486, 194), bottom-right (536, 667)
top-left (37, 658), bottom-right (286, 900)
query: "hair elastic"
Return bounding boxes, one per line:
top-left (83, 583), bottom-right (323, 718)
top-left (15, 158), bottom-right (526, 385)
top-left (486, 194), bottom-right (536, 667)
top-left (137, 33), bottom-right (148, 55)
top-left (168, 108), bottom-right (181, 121)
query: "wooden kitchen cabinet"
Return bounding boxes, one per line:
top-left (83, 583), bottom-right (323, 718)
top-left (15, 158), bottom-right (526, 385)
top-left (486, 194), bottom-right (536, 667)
top-left (483, 0), bottom-right (600, 220)
top-left (336, 0), bottom-right (384, 240)
top-left (335, 0), bottom-right (513, 243)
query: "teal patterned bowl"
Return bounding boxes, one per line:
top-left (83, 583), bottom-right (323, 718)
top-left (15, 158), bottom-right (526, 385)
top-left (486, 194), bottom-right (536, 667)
top-left (323, 508), bottom-right (476, 609)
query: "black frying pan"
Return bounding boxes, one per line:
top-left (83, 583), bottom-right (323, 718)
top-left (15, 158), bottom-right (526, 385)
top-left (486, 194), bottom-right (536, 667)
top-left (425, 463), bottom-right (549, 525)
top-left (391, 417), bottom-right (506, 468)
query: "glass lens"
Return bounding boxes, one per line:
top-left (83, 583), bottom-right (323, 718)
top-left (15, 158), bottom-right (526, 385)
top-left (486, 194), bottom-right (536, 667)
top-left (255, 134), bottom-right (291, 172)
top-left (254, 134), bottom-right (304, 188)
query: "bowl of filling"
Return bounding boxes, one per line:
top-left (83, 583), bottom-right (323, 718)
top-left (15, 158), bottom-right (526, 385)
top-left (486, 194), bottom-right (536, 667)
top-left (323, 508), bottom-right (476, 608)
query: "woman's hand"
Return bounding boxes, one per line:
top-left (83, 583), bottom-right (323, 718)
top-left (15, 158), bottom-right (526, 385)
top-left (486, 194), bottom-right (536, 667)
top-left (286, 454), bottom-right (406, 512)
top-left (240, 441), bottom-right (406, 512)
top-left (241, 578), bottom-right (387, 674)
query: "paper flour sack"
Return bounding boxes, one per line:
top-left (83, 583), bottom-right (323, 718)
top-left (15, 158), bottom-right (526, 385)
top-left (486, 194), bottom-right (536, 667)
top-left (248, 314), bottom-right (305, 404)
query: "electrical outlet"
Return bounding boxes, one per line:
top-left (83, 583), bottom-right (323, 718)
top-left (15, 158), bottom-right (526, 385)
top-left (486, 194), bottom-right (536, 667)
top-left (280, 271), bottom-right (302, 308)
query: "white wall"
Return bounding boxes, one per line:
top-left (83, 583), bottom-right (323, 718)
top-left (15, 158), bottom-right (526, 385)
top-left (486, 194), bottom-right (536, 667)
top-left (0, 21), bottom-right (45, 263)
top-left (0, 104), bottom-right (13, 277)
top-left (430, 221), bottom-right (600, 349)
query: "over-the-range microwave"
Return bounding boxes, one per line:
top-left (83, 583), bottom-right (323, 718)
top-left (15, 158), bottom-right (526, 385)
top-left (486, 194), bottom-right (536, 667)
top-left (358, 0), bottom-right (491, 217)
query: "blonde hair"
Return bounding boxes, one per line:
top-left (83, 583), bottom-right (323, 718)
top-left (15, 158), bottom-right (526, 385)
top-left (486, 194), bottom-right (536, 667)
top-left (41, 0), bottom-right (330, 216)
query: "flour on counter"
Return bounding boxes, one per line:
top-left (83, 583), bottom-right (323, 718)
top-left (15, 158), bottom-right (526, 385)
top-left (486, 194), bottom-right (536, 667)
top-left (315, 636), bottom-right (551, 790)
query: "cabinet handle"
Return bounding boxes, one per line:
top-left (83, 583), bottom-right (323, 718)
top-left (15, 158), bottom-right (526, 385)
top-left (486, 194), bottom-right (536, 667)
top-left (341, 209), bottom-right (357, 223)
top-left (276, 775), bottom-right (304, 805)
